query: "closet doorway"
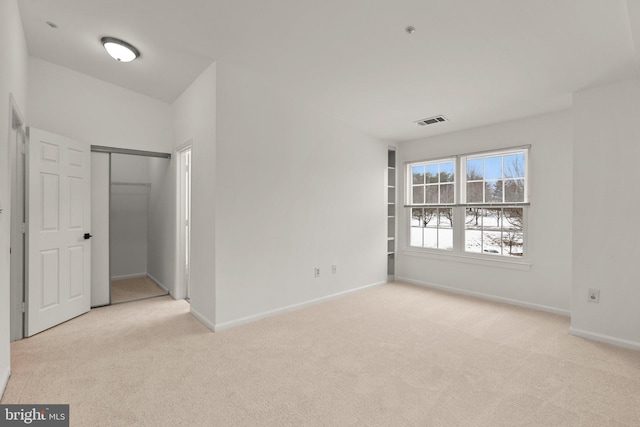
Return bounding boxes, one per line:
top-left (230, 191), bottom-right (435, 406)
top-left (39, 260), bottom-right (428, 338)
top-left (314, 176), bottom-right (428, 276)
top-left (90, 146), bottom-right (171, 307)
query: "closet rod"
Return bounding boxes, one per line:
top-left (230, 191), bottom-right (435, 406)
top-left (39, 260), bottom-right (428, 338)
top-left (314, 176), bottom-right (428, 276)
top-left (110, 182), bottom-right (151, 187)
top-left (91, 145), bottom-right (171, 159)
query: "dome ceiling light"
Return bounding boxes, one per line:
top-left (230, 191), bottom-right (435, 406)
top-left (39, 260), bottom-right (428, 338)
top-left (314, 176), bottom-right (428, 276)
top-left (101, 37), bottom-right (140, 63)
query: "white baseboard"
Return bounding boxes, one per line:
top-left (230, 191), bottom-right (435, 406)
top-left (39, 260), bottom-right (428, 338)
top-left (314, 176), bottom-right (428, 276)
top-left (111, 273), bottom-right (147, 281)
top-left (146, 273), bottom-right (170, 295)
top-left (190, 307), bottom-right (216, 332)
top-left (214, 280), bottom-right (387, 331)
top-left (1, 365), bottom-right (10, 400)
top-left (397, 277), bottom-right (571, 317)
top-left (569, 327), bottom-right (640, 351)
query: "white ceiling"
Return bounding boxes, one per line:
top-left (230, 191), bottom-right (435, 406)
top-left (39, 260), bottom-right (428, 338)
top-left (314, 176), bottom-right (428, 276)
top-left (17, 0), bottom-right (640, 142)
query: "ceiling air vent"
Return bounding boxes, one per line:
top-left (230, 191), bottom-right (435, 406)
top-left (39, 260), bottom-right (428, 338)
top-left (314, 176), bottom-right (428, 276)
top-left (415, 115), bottom-right (448, 126)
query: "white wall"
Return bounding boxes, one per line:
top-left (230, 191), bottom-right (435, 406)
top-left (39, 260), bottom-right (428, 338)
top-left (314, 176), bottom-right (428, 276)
top-left (111, 153), bottom-right (151, 183)
top-left (27, 57), bottom-right (173, 153)
top-left (214, 61), bottom-right (388, 328)
top-left (172, 63), bottom-right (217, 324)
top-left (110, 154), bottom-right (150, 279)
top-left (572, 78), bottom-right (640, 349)
top-left (396, 110), bottom-right (573, 314)
top-left (0, 0), bottom-right (28, 398)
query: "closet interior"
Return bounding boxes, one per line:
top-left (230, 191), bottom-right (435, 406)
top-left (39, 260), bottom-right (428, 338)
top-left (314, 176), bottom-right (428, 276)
top-left (91, 151), bottom-right (171, 307)
top-left (109, 154), bottom-right (167, 303)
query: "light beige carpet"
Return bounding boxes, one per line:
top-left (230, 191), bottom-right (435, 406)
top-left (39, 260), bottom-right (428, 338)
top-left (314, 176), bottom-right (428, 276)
top-left (3, 282), bottom-right (640, 426)
top-left (110, 276), bottom-right (168, 304)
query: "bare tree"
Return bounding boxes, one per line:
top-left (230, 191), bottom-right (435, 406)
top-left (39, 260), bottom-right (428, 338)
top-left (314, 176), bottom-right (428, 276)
top-left (502, 208), bottom-right (523, 255)
top-left (422, 208), bottom-right (437, 227)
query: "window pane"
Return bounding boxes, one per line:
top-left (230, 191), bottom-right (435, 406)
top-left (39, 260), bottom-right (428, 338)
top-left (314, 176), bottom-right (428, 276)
top-left (465, 208), bottom-right (482, 253)
top-left (486, 180), bottom-right (503, 202)
top-left (505, 179), bottom-right (524, 202)
top-left (467, 158), bottom-right (483, 180)
top-left (411, 208), bottom-right (423, 227)
top-left (440, 162), bottom-right (455, 182)
top-left (412, 185), bottom-right (424, 204)
top-left (438, 209), bottom-right (453, 250)
top-left (467, 182), bottom-right (483, 203)
top-left (423, 228), bottom-right (438, 249)
top-left (503, 208), bottom-right (524, 256)
top-left (465, 229), bottom-right (482, 253)
top-left (503, 208), bottom-right (523, 228)
top-left (423, 208), bottom-right (438, 226)
top-left (482, 231), bottom-right (502, 255)
top-left (465, 208), bottom-right (482, 227)
top-left (504, 153), bottom-right (524, 179)
top-left (425, 164), bottom-right (439, 183)
top-left (425, 185), bottom-right (438, 203)
top-left (484, 156), bottom-right (503, 180)
top-left (412, 165), bottom-right (425, 184)
top-left (439, 208), bottom-right (452, 228)
top-left (439, 228), bottom-right (453, 250)
top-left (483, 208), bottom-right (501, 228)
top-left (440, 183), bottom-right (454, 203)
top-left (503, 232), bottom-right (524, 256)
top-left (410, 227), bottom-right (423, 247)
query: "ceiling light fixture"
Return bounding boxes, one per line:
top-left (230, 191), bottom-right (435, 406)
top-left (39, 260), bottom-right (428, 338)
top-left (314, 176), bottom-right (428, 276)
top-left (100, 37), bottom-right (140, 63)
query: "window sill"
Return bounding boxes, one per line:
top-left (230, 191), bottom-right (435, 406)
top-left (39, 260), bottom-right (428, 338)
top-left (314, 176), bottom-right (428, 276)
top-left (401, 247), bottom-right (532, 271)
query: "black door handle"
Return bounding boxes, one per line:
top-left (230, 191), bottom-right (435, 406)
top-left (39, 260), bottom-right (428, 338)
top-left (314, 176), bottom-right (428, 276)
top-left (84, 233), bottom-right (93, 240)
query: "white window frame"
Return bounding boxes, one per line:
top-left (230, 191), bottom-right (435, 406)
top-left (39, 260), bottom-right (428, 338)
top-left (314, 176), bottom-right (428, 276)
top-left (406, 157), bottom-right (457, 206)
top-left (460, 148), bottom-right (529, 205)
top-left (406, 157), bottom-right (456, 251)
top-left (403, 146), bottom-right (531, 268)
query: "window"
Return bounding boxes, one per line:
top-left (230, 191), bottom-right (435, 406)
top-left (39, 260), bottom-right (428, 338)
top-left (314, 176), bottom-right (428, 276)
top-left (463, 152), bottom-right (525, 204)
top-left (406, 147), bottom-right (528, 259)
top-left (408, 159), bottom-right (455, 250)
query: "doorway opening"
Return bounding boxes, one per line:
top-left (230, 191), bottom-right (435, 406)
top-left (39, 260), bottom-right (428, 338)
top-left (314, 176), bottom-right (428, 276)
top-left (176, 144), bottom-right (192, 302)
top-left (90, 146), bottom-right (172, 307)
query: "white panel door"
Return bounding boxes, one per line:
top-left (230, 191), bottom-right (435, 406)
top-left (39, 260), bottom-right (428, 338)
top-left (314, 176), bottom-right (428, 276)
top-left (90, 152), bottom-right (110, 307)
top-left (27, 128), bottom-right (91, 336)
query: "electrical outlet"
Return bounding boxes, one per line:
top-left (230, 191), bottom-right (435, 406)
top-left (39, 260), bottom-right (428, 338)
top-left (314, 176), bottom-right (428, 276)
top-left (332, 265), bottom-right (337, 274)
top-left (588, 288), bottom-right (600, 303)
top-left (314, 268), bottom-right (320, 278)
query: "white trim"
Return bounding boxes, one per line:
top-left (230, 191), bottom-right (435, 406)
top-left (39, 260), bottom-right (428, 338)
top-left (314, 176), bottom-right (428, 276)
top-left (214, 280), bottom-right (388, 331)
top-left (175, 139), bottom-right (193, 153)
top-left (401, 248), bottom-right (531, 271)
top-left (0, 365), bottom-right (10, 399)
top-left (568, 327), bottom-right (640, 352)
top-left (174, 142), bottom-right (192, 301)
top-left (190, 307), bottom-right (215, 332)
top-left (397, 277), bottom-right (570, 317)
top-left (147, 273), bottom-right (170, 295)
top-left (110, 273), bottom-right (147, 281)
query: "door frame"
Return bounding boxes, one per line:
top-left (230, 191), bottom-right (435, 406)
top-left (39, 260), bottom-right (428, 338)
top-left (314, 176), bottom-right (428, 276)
top-left (175, 141), bottom-right (192, 301)
top-left (89, 145), bottom-right (172, 305)
top-left (9, 95), bottom-right (25, 341)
